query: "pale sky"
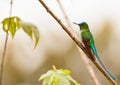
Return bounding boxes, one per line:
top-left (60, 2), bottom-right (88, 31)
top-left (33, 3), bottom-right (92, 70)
top-left (0, 0), bottom-right (120, 55)
top-left (0, 0), bottom-right (120, 32)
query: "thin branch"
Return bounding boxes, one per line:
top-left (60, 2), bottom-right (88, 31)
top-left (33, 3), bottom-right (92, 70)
top-left (56, 0), bottom-right (101, 85)
top-left (0, 0), bottom-right (13, 85)
top-left (38, 0), bottom-right (117, 85)
top-left (10, 0), bottom-right (13, 17)
top-left (56, 0), bottom-right (72, 28)
top-left (77, 47), bottom-right (101, 85)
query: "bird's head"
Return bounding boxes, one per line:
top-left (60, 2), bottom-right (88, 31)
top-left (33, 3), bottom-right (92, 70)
top-left (73, 22), bottom-right (89, 31)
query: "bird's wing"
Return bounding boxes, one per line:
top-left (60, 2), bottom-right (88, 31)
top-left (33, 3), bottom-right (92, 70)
top-left (82, 37), bottom-right (95, 61)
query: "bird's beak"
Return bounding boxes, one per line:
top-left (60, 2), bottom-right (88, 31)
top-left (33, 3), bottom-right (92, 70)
top-left (73, 22), bottom-right (78, 25)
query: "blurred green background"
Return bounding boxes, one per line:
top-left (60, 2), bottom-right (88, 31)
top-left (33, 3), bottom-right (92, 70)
top-left (0, 0), bottom-right (120, 85)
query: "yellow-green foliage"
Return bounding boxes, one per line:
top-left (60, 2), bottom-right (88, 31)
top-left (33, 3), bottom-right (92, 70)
top-left (39, 66), bottom-right (81, 85)
top-left (1, 16), bottom-right (40, 47)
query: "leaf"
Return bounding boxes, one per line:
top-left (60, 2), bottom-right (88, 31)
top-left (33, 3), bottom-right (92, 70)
top-left (66, 75), bottom-right (81, 85)
top-left (9, 18), bottom-right (16, 38)
top-left (39, 70), bottom-right (55, 85)
top-left (40, 70), bottom-right (54, 80)
top-left (32, 25), bottom-right (39, 47)
top-left (2, 18), bottom-right (9, 32)
top-left (1, 16), bottom-right (40, 47)
top-left (1, 16), bottom-right (21, 38)
top-left (39, 68), bottom-right (81, 85)
top-left (60, 69), bottom-right (70, 75)
top-left (19, 21), bottom-right (40, 47)
top-left (20, 21), bottom-right (33, 38)
top-left (54, 74), bottom-right (70, 85)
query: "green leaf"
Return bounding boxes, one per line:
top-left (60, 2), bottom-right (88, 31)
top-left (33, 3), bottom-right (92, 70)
top-left (40, 70), bottom-right (54, 80)
top-left (2, 18), bottom-right (9, 32)
top-left (20, 21), bottom-right (33, 38)
top-left (1, 16), bottom-right (39, 47)
top-left (19, 21), bottom-right (40, 47)
top-left (39, 68), bottom-right (81, 85)
top-left (9, 18), bottom-right (16, 38)
top-left (60, 69), bottom-right (70, 75)
top-left (54, 74), bottom-right (70, 85)
top-left (1, 16), bottom-right (21, 38)
top-left (39, 70), bottom-right (55, 85)
top-left (32, 25), bottom-right (39, 47)
top-left (66, 75), bottom-right (80, 85)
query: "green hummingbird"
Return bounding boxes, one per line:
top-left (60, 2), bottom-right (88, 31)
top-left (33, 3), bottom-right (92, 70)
top-left (74, 22), bottom-right (115, 80)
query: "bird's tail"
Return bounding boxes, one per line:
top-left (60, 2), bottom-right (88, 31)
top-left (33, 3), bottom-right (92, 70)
top-left (92, 46), bottom-right (116, 80)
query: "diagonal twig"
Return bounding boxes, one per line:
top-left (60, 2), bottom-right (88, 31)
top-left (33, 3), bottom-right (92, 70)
top-left (77, 47), bottom-right (101, 85)
top-left (38, 0), bottom-right (117, 85)
top-left (56, 0), bottom-right (72, 28)
top-left (56, 0), bottom-right (101, 85)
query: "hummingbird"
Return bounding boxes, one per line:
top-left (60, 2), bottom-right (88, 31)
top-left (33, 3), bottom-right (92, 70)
top-left (74, 22), bottom-right (115, 80)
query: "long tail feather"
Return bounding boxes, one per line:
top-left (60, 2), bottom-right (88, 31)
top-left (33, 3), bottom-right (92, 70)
top-left (92, 46), bottom-right (116, 80)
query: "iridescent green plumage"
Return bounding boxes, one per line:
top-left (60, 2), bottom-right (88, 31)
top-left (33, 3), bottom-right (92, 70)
top-left (74, 22), bottom-right (115, 80)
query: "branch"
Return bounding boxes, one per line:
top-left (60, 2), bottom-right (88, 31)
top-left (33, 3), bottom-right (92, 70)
top-left (0, 0), bottom-right (14, 85)
top-left (56, 0), bottom-right (72, 28)
top-left (38, 0), bottom-right (117, 85)
top-left (56, 0), bottom-right (101, 85)
top-left (77, 47), bottom-right (101, 85)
